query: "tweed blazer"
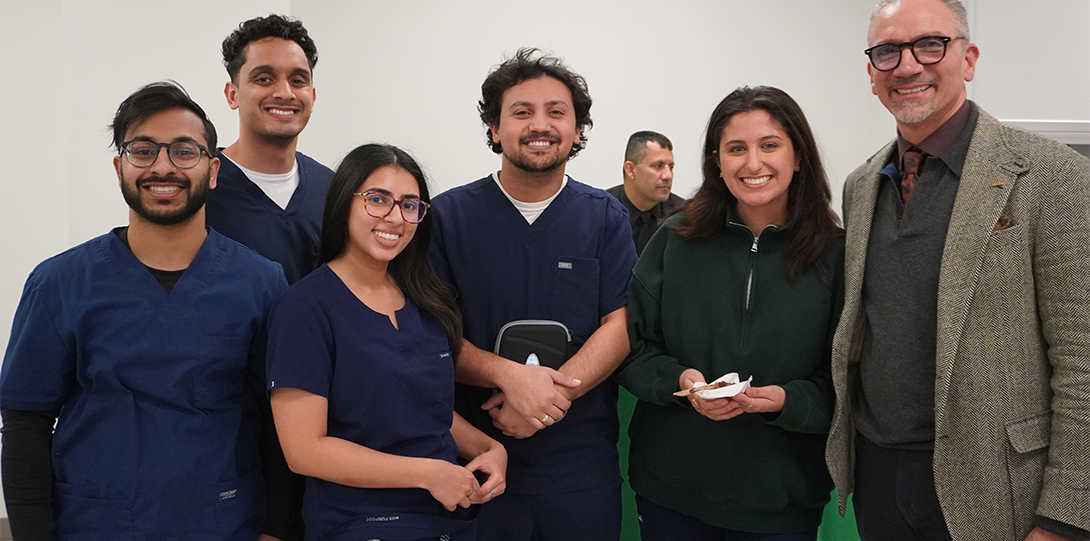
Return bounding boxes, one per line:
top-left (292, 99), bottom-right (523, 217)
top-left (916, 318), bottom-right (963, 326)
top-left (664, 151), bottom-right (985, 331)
top-left (826, 109), bottom-right (1090, 539)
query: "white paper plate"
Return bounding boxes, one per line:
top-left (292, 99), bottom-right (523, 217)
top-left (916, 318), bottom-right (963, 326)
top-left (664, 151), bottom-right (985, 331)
top-left (694, 373), bottom-right (753, 399)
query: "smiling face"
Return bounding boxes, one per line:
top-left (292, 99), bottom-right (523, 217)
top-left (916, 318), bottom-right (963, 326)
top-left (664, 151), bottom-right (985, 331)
top-left (490, 76), bottom-right (581, 174)
top-left (625, 141), bottom-right (676, 211)
top-left (343, 165), bottom-right (420, 270)
top-left (114, 108), bottom-right (219, 226)
top-left (868, 0), bottom-right (979, 142)
top-left (225, 37), bottom-right (315, 143)
top-left (717, 109), bottom-right (797, 231)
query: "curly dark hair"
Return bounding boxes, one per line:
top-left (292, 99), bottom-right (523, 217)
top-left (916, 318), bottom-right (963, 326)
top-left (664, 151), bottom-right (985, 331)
top-left (478, 48), bottom-right (593, 159)
top-left (222, 14), bottom-right (318, 82)
top-left (677, 86), bottom-right (842, 282)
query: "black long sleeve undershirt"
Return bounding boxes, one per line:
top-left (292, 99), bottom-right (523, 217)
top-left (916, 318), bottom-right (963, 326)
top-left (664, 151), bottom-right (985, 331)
top-left (1, 407), bottom-right (59, 541)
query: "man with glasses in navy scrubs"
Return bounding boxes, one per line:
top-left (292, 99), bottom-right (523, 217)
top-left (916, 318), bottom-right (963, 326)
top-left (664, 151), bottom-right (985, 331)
top-left (429, 48), bottom-right (637, 541)
top-left (826, 1), bottom-right (1090, 540)
top-left (0, 82), bottom-right (288, 540)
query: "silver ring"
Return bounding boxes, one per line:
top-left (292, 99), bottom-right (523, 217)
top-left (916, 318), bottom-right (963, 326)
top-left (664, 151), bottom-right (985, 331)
top-left (490, 489), bottom-right (495, 497)
top-left (541, 414), bottom-right (550, 423)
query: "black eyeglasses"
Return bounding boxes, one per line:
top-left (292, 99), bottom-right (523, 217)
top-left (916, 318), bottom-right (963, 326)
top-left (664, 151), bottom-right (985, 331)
top-left (865, 36), bottom-right (964, 71)
top-left (119, 140), bottom-right (210, 169)
top-left (352, 191), bottom-right (430, 224)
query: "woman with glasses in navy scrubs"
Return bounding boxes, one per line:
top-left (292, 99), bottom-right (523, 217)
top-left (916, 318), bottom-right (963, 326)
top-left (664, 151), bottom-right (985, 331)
top-left (266, 144), bottom-right (507, 541)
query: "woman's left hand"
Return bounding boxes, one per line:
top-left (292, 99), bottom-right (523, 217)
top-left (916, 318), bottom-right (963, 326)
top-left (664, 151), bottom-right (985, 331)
top-left (730, 385), bottom-right (785, 413)
top-left (464, 443), bottom-right (507, 505)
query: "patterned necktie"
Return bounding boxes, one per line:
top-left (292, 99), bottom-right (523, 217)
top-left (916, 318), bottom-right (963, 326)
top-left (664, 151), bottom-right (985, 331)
top-left (900, 148), bottom-right (924, 203)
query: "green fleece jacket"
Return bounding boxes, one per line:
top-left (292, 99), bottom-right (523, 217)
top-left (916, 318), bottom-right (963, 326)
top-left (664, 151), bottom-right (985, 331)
top-left (617, 212), bottom-right (844, 533)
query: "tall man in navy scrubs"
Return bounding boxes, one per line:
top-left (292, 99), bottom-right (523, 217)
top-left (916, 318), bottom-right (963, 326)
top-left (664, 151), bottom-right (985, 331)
top-left (825, 0), bottom-right (1090, 540)
top-left (0, 82), bottom-right (289, 540)
top-left (206, 14), bottom-right (333, 284)
top-left (429, 48), bottom-right (638, 541)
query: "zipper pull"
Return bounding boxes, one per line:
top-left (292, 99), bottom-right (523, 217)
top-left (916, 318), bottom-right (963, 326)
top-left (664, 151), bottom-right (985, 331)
top-left (750, 235), bottom-right (759, 253)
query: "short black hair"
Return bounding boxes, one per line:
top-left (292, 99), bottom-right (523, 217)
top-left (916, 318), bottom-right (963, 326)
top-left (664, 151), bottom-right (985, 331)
top-left (478, 48), bottom-right (593, 159)
top-left (625, 130), bottom-right (673, 164)
top-left (110, 81), bottom-right (216, 151)
top-left (222, 14), bottom-right (318, 82)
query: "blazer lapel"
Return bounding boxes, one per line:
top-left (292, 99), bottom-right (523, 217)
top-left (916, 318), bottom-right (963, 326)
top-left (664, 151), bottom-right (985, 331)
top-left (934, 112), bottom-right (1026, 414)
top-left (843, 143), bottom-right (894, 318)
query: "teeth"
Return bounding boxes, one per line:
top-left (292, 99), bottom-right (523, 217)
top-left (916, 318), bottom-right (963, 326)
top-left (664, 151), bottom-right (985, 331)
top-left (268, 108), bottom-right (295, 115)
top-left (527, 141), bottom-right (551, 147)
top-left (375, 231), bottom-right (399, 241)
top-left (146, 186), bottom-right (181, 193)
top-left (742, 176), bottom-right (771, 186)
top-left (896, 85), bottom-right (930, 95)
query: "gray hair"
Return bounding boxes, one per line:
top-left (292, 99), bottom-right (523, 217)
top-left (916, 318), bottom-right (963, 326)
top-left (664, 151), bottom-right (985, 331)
top-left (869, 0), bottom-right (971, 43)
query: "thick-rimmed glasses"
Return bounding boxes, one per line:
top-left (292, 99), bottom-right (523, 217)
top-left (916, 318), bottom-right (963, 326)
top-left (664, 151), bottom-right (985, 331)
top-left (865, 36), bottom-right (964, 71)
top-left (352, 191), bottom-right (430, 224)
top-left (120, 140), bottom-right (210, 169)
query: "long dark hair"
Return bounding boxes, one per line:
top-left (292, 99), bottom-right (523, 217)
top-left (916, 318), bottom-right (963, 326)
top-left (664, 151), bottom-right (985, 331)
top-left (318, 144), bottom-right (462, 357)
top-left (677, 86), bottom-right (842, 281)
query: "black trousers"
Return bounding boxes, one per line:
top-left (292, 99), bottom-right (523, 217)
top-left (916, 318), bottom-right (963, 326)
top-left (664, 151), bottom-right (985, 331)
top-left (853, 435), bottom-right (952, 541)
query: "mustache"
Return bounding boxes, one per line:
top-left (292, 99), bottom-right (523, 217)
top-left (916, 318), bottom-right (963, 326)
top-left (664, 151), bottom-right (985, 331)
top-left (520, 132), bottom-right (560, 144)
top-left (890, 73), bottom-right (933, 87)
top-left (136, 174), bottom-right (190, 188)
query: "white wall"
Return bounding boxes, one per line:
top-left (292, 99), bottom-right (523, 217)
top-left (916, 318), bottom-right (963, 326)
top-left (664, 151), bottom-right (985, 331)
top-left (1, 0), bottom-right (1087, 517)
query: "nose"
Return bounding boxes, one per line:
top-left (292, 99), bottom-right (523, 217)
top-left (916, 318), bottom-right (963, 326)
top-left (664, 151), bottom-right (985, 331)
top-left (893, 46), bottom-right (924, 76)
top-left (149, 146), bottom-right (177, 175)
top-left (663, 167), bottom-right (674, 181)
top-left (744, 150), bottom-right (762, 172)
top-left (528, 111), bottom-right (549, 132)
top-left (271, 78), bottom-right (296, 101)
top-left (384, 203), bottom-right (406, 224)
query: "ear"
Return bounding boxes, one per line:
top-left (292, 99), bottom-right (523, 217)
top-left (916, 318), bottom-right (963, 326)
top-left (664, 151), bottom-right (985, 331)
top-left (623, 161), bottom-right (636, 180)
top-left (208, 157), bottom-right (220, 190)
top-left (113, 155), bottom-right (123, 183)
top-left (868, 63), bottom-right (878, 96)
top-left (490, 123), bottom-right (501, 145)
top-left (962, 43), bottom-right (980, 82)
top-left (224, 81), bottom-right (240, 111)
top-left (574, 127), bottom-right (582, 145)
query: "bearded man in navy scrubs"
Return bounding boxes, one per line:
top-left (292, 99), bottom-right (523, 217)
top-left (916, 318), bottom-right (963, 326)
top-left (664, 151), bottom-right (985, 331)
top-left (429, 48), bottom-right (638, 541)
top-left (0, 82), bottom-right (289, 540)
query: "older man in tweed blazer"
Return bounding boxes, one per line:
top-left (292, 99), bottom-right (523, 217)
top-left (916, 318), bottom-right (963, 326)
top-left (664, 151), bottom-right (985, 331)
top-left (826, 1), bottom-right (1090, 540)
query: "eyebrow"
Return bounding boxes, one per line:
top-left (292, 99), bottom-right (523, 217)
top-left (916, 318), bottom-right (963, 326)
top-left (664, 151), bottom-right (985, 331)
top-left (127, 135), bottom-right (203, 145)
top-left (724, 134), bottom-right (784, 145)
top-left (247, 64), bottom-right (312, 78)
top-left (364, 188), bottom-right (420, 199)
top-left (508, 99), bottom-right (570, 110)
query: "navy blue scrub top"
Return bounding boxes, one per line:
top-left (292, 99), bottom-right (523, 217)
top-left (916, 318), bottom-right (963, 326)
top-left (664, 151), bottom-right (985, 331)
top-left (267, 265), bottom-right (475, 541)
top-left (0, 229), bottom-right (286, 540)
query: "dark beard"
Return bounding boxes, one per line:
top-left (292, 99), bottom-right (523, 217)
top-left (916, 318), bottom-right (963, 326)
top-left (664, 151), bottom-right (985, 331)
top-left (120, 171), bottom-right (210, 226)
top-left (504, 132), bottom-right (570, 173)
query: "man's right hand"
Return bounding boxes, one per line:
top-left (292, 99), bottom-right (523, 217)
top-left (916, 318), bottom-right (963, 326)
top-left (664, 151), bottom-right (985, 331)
top-left (481, 363), bottom-right (578, 434)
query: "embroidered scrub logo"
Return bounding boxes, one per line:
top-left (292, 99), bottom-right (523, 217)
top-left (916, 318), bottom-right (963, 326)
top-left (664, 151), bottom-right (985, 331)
top-left (557, 261), bottom-right (573, 269)
top-left (219, 489), bottom-right (237, 501)
top-left (365, 515), bottom-right (400, 522)
top-left (440, 352), bottom-right (451, 358)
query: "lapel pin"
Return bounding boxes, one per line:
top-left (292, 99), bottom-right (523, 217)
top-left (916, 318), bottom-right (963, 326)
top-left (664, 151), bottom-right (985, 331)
top-left (990, 179), bottom-right (1005, 187)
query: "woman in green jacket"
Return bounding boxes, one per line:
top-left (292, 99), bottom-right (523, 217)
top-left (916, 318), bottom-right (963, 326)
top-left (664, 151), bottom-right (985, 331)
top-left (617, 86), bottom-right (844, 541)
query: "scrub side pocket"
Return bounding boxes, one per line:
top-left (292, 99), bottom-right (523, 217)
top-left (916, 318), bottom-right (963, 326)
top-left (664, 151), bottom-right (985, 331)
top-left (53, 482), bottom-right (136, 540)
